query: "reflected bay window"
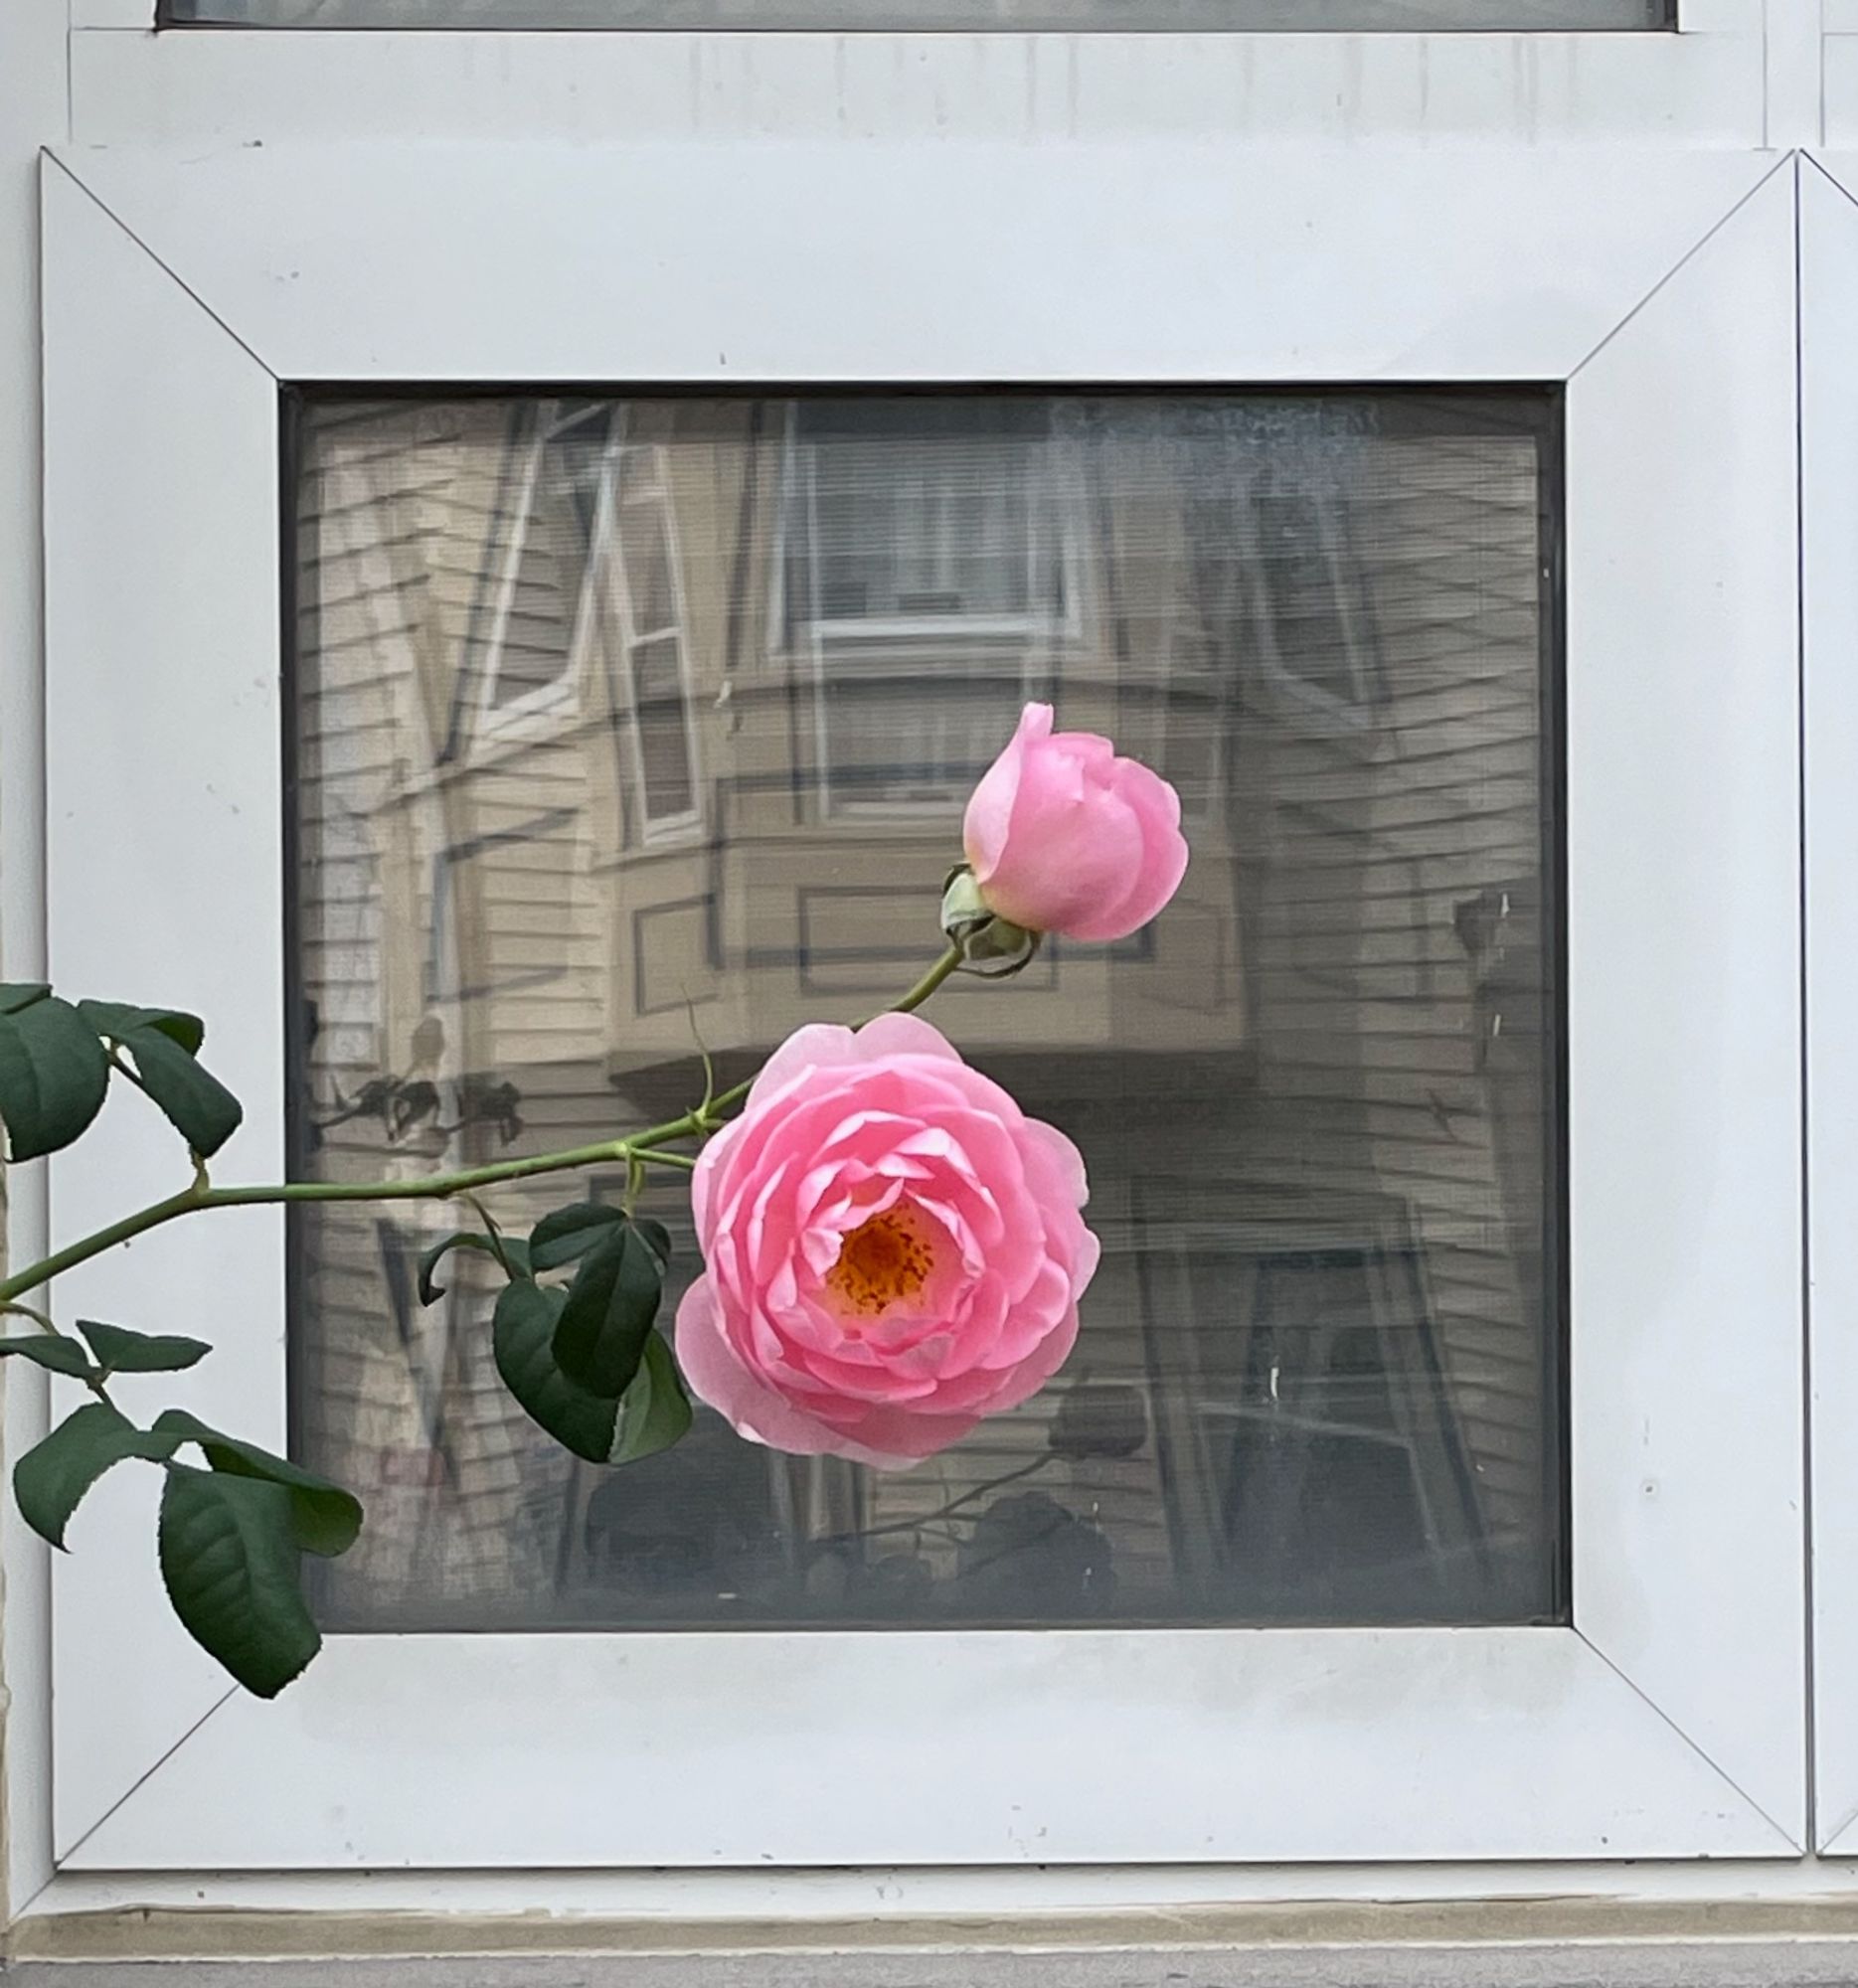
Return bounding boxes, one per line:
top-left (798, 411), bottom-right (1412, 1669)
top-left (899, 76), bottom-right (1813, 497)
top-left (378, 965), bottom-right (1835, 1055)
top-left (774, 400), bottom-right (1087, 816)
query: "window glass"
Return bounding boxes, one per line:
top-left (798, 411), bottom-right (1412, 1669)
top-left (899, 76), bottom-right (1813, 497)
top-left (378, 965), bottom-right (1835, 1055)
top-left (171, 0), bottom-right (1667, 28)
top-left (289, 387), bottom-right (1565, 1632)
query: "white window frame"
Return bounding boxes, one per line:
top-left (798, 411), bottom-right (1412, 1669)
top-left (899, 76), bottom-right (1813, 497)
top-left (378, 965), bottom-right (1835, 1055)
top-left (30, 140), bottom-right (1802, 1880)
top-left (63, 1), bottom-right (1774, 149)
top-left (1802, 146), bottom-right (1858, 1856)
top-left (1825, 7), bottom-right (1858, 142)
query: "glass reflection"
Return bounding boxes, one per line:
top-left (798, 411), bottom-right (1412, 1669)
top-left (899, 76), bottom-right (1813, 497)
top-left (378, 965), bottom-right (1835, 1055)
top-left (290, 390), bottom-right (1563, 1631)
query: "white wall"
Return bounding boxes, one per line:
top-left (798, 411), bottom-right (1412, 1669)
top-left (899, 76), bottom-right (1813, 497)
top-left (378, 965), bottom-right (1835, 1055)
top-left (0, 0), bottom-right (70, 1926)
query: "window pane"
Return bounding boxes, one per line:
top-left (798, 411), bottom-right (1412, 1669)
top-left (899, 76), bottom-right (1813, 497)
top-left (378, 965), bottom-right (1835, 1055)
top-left (482, 408), bottom-right (609, 710)
top-left (290, 388), bottom-right (1565, 1633)
top-left (620, 500), bottom-right (677, 640)
top-left (172, 0), bottom-right (1667, 27)
top-left (630, 634), bottom-right (696, 821)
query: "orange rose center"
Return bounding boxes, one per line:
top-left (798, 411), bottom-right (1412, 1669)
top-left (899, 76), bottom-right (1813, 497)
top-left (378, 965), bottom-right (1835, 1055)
top-left (825, 1202), bottom-right (938, 1323)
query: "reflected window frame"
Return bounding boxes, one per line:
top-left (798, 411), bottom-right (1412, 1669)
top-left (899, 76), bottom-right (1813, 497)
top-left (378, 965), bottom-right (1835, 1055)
top-left (464, 400), bottom-right (610, 756)
top-left (604, 437), bottom-right (705, 846)
top-left (1240, 469), bottom-right (1389, 743)
top-left (769, 402), bottom-right (1094, 821)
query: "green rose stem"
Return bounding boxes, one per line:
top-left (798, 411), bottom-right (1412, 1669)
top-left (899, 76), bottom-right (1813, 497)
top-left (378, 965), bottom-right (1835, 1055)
top-left (0, 938), bottom-right (967, 1312)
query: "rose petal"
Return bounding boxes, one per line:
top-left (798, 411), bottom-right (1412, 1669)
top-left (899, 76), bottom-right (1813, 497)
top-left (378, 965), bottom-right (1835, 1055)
top-left (677, 1011), bottom-right (1097, 1468)
top-left (852, 1011), bottom-right (969, 1065)
top-left (962, 702), bottom-right (1050, 883)
top-left (675, 1277), bottom-right (925, 1467)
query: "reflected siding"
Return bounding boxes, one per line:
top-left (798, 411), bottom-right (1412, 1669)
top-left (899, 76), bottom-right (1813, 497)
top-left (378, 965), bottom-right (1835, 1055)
top-left (291, 393), bottom-right (1560, 1631)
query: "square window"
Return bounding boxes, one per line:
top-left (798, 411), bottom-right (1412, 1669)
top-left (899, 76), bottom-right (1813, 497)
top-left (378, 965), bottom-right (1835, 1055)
top-left (287, 388), bottom-right (1565, 1636)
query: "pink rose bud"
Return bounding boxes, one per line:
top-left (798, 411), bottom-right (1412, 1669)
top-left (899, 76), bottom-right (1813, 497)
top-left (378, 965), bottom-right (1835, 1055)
top-left (962, 703), bottom-right (1190, 943)
top-left (675, 1013), bottom-right (1099, 1469)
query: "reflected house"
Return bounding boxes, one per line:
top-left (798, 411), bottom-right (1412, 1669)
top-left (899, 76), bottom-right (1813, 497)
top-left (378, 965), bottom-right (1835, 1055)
top-left (293, 393), bottom-right (1558, 1630)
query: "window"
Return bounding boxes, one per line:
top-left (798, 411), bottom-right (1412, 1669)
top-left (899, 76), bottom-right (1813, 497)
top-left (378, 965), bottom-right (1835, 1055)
top-left (453, 401), bottom-right (612, 752)
top-left (288, 387), bottom-right (1564, 1635)
top-left (41, 138), bottom-right (1801, 1874)
top-left (608, 441), bottom-right (701, 836)
top-left (163, 0), bottom-right (1671, 26)
top-left (776, 401), bottom-right (1083, 816)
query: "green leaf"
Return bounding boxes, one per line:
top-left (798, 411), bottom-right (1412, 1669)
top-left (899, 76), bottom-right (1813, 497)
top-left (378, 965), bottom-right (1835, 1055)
top-left (128, 1029), bottom-right (243, 1156)
top-left (14, 1401), bottom-right (178, 1550)
top-left (152, 1409), bottom-right (362, 1557)
top-left (527, 1202), bottom-right (625, 1273)
top-left (611, 1332), bottom-right (693, 1465)
top-left (158, 1463), bottom-right (320, 1698)
top-left (76, 1000), bottom-right (206, 1058)
top-left (0, 1335), bottom-right (99, 1378)
top-left (553, 1223), bottom-right (664, 1399)
top-left (0, 994), bottom-right (110, 1162)
top-left (492, 1279), bottom-right (620, 1464)
top-left (417, 1230), bottom-right (530, 1305)
top-left (81, 1003), bottom-right (242, 1158)
top-left (77, 1318), bottom-right (212, 1375)
top-left (0, 983), bottom-right (52, 1016)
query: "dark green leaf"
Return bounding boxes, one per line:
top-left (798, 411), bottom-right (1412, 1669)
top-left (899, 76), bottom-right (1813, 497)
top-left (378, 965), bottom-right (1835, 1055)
top-left (152, 1409), bottom-right (362, 1557)
top-left (14, 1401), bottom-right (178, 1549)
top-left (158, 1463), bottom-right (320, 1698)
top-left (77, 1318), bottom-right (212, 1375)
top-left (631, 1217), bottom-right (672, 1266)
top-left (0, 983), bottom-right (51, 1016)
top-left (553, 1223), bottom-right (663, 1399)
top-left (417, 1230), bottom-right (529, 1305)
top-left (0, 1335), bottom-right (99, 1378)
top-left (0, 994), bottom-right (110, 1162)
top-left (492, 1279), bottom-right (620, 1464)
top-left (611, 1332), bottom-right (693, 1465)
top-left (80, 1002), bottom-right (242, 1158)
top-left (477, 1222), bottom-right (530, 1282)
top-left (527, 1201), bottom-right (625, 1272)
top-left (127, 1028), bottom-right (243, 1156)
top-left (76, 1000), bottom-right (206, 1058)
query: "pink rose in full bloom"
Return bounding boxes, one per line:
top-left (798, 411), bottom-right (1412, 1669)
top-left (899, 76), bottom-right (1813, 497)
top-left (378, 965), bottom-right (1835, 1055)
top-left (962, 703), bottom-right (1189, 943)
top-left (674, 1013), bottom-right (1098, 1468)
